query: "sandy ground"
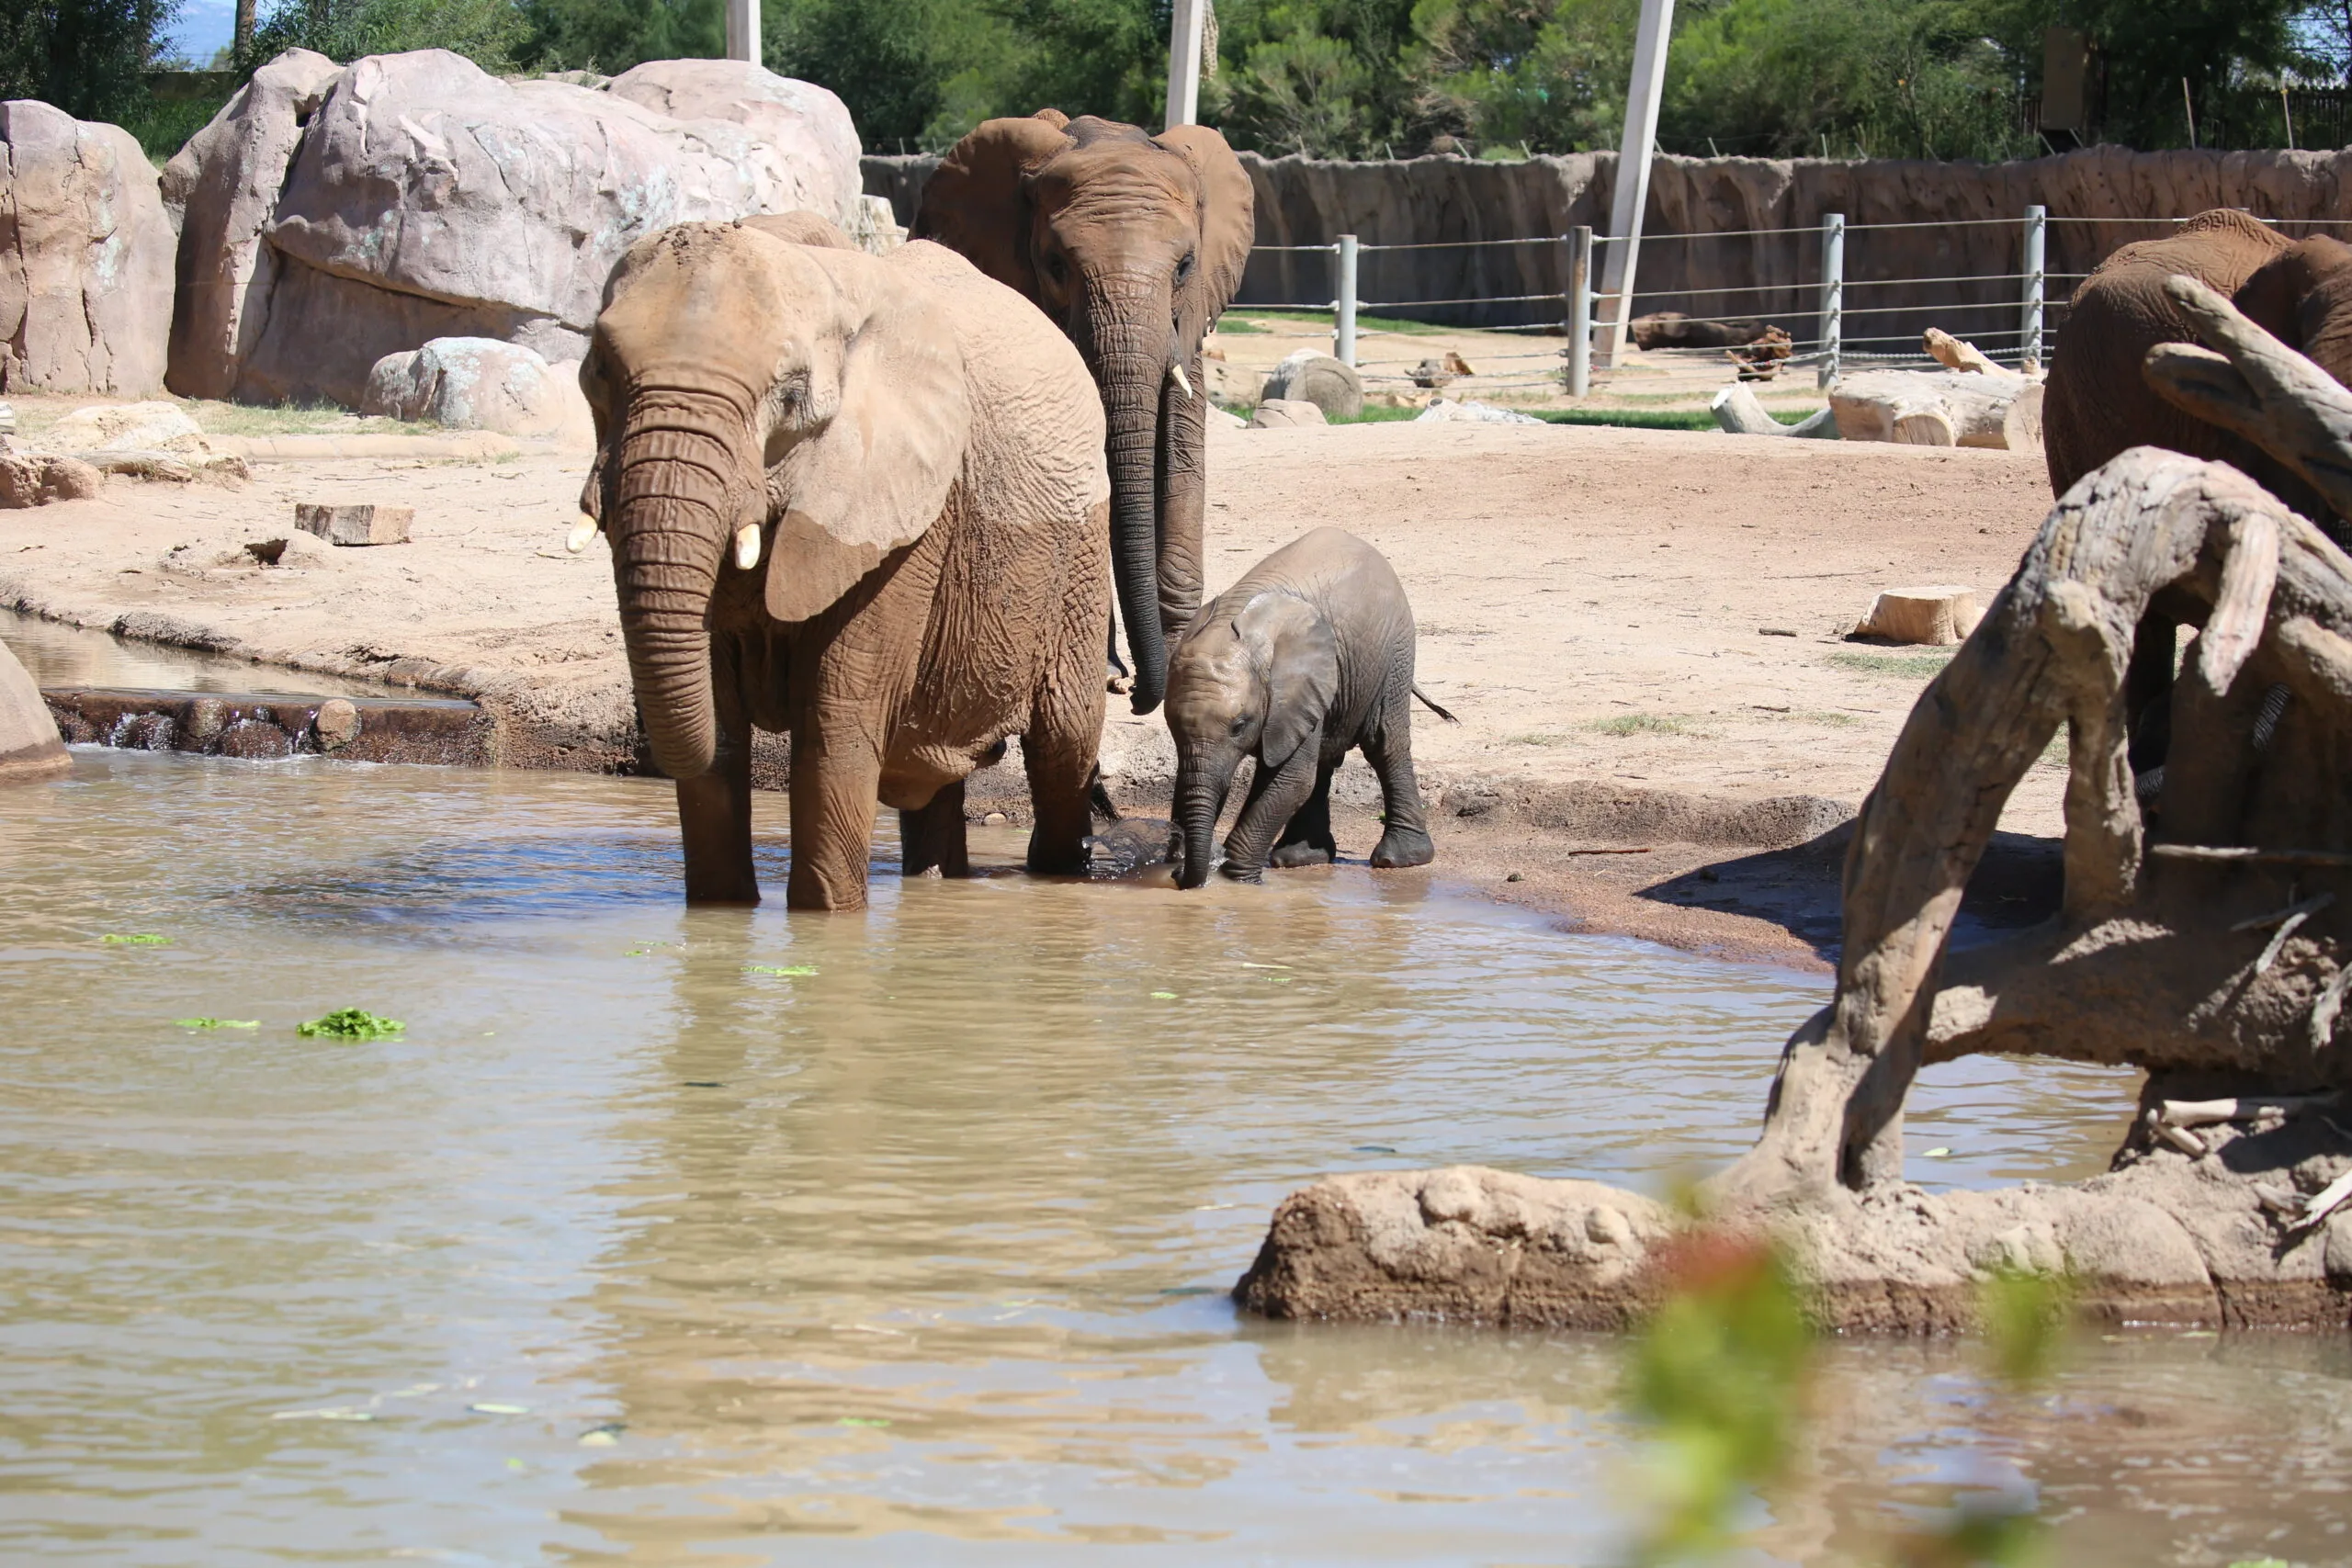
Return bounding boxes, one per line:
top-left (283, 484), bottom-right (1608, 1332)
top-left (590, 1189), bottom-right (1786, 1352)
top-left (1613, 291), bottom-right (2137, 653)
top-left (1, 391), bottom-right (2068, 966)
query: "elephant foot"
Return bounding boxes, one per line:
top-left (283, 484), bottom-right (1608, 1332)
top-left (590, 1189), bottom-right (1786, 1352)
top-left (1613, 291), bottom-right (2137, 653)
top-left (1026, 836), bottom-right (1092, 876)
top-left (1269, 840), bottom-right (1336, 869)
top-left (1369, 827), bottom-right (1434, 870)
top-left (1217, 859), bottom-right (1266, 885)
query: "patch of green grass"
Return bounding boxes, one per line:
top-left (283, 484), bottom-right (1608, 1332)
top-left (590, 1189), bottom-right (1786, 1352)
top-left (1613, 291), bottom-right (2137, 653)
top-left (1757, 709), bottom-right (1862, 728)
top-left (1225, 307), bottom-right (1459, 337)
top-left (1826, 649), bottom-right (1956, 679)
top-left (181, 399), bottom-right (424, 436)
top-left (1508, 731), bottom-right (1574, 746)
top-left (298, 1008), bottom-right (405, 1041)
top-left (1212, 317), bottom-right (1269, 333)
top-left (1589, 712), bottom-right (1710, 738)
top-left (1328, 404), bottom-right (1820, 432)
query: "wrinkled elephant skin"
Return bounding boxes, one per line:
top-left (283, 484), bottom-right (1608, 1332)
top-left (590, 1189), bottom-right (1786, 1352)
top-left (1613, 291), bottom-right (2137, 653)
top-left (580, 217), bottom-right (1111, 910)
top-left (915, 112), bottom-right (1254, 716)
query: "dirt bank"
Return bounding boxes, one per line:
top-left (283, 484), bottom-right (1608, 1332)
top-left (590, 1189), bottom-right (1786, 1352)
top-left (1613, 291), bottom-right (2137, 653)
top-left (0, 395), bottom-right (2064, 962)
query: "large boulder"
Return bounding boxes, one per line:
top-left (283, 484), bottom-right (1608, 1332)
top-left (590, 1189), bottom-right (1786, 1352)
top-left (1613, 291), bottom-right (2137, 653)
top-left (162, 49), bottom-right (345, 403)
top-left (0, 637), bottom-right (70, 780)
top-left (165, 50), bottom-right (864, 407)
top-left (1261, 350), bottom-right (1363, 422)
top-left (0, 100), bottom-right (174, 396)
top-left (362, 336), bottom-right (593, 444)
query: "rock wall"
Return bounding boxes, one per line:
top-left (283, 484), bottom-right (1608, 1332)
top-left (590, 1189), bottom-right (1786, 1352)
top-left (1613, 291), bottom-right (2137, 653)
top-left (867, 145), bottom-right (2352, 358)
top-left (166, 51), bottom-right (865, 408)
top-left (0, 100), bottom-right (175, 397)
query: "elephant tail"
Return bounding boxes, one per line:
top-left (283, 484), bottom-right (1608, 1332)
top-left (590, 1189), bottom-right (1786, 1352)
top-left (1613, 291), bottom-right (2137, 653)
top-left (1413, 685), bottom-right (1460, 724)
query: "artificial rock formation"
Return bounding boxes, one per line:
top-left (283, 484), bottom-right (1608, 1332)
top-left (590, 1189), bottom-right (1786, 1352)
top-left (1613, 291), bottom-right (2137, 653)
top-left (0, 637), bottom-right (69, 780)
top-left (363, 337), bottom-right (594, 444)
top-left (1238, 280), bottom-right (2352, 1333)
top-left (164, 50), bottom-right (863, 407)
top-left (1261, 350), bottom-right (1363, 422)
top-left (0, 100), bottom-right (174, 396)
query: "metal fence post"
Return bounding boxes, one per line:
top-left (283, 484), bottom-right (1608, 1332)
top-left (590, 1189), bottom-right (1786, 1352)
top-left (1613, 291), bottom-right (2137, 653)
top-left (1817, 211), bottom-right (1845, 389)
top-left (1334, 234), bottom-right (1359, 367)
top-left (1565, 226), bottom-right (1592, 397)
top-left (2021, 203), bottom-right (2047, 373)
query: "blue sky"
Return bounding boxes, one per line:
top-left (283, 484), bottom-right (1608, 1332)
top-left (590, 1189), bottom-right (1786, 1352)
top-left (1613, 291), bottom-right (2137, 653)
top-left (162, 0), bottom-right (240, 66)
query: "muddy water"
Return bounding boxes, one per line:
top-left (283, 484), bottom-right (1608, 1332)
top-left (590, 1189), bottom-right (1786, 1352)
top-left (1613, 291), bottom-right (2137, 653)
top-left (3, 750), bottom-right (2347, 1564)
top-left (3, 608), bottom-right (392, 697)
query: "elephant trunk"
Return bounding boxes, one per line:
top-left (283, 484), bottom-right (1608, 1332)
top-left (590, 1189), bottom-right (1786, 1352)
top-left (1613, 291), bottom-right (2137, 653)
top-left (1080, 278), bottom-right (1178, 716)
top-left (608, 407), bottom-right (746, 781)
top-left (1174, 743), bottom-right (1232, 890)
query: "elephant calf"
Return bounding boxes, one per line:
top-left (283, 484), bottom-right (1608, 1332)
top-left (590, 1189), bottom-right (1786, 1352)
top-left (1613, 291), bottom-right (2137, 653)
top-left (1167, 527), bottom-right (1452, 887)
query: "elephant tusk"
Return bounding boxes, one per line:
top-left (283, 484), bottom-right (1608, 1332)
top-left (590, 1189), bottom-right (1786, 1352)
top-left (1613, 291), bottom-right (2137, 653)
top-left (1168, 360), bottom-right (1193, 400)
top-left (735, 521), bottom-right (763, 571)
top-left (565, 513), bottom-right (598, 554)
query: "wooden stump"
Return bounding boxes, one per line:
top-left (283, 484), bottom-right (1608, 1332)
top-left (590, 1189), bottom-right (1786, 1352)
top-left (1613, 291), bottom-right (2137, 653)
top-left (1853, 585), bottom-right (1980, 644)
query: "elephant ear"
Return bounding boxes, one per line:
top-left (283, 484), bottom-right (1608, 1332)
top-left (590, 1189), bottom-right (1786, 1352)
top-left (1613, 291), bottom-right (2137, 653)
top-left (1237, 590), bottom-right (1339, 766)
top-left (765, 261), bottom-right (970, 624)
top-left (912, 115), bottom-right (1072, 299)
top-left (1153, 123), bottom-right (1256, 323)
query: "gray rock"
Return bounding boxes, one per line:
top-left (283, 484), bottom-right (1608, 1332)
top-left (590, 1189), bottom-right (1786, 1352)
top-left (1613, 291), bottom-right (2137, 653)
top-left (363, 337), bottom-right (594, 444)
top-left (1261, 349), bottom-right (1363, 422)
top-left (1415, 398), bottom-right (1544, 425)
top-left (0, 101), bottom-right (174, 397)
top-left (44, 401), bottom-right (207, 453)
top-left (295, 502), bottom-right (412, 546)
top-left (162, 49), bottom-right (345, 401)
top-left (1249, 397), bottom-right (1329, 430)
top-left (167, 49), bottom-right (865, 408)
top-left (0, 638), bottom-right (69, 781)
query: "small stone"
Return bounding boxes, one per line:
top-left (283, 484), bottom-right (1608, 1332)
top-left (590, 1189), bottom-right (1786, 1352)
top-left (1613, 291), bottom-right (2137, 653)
top-left (185, 696), bottom-right (229, 740)
top-left (296, 502), bottom-right (412, 547)
top-left (313, 698), bottom-right (360, 748)
top-left (982, 811), bottom-right (1009, 827)
top-left (1506, 872), bottom-right (1523, 882)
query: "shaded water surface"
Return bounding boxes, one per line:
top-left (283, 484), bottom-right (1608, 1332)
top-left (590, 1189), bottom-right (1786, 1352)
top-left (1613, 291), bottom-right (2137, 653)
top-left (2, 751), bottom-right (2346, 1564)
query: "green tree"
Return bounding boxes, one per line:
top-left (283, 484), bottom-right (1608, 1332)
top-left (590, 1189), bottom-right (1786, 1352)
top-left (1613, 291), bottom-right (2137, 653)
top-left (0, 0), bottom-right (184, 126)
top-left (520, 0), bottom-right (721, 75)
top-left (1209, 0), bottom-right (1426, 155)
top-left (1975, 0), bottom-right (2308, 151)
top-left (250, 0), bottom-right (528, 73)
top-left (1409, 0), bottom-right (1636, 154)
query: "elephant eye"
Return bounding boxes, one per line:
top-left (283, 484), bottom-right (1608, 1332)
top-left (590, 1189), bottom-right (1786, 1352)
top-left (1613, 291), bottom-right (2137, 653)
top-left (1229, 714), bottom-right (1249, 736)
top-left (1045, 253), bottom-right (1069, 286)
top-left (1175, 252), bottom-right (1195, 286)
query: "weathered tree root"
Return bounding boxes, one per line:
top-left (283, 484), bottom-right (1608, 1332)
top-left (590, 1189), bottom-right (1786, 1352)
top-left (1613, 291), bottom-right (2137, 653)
top-left (1237, 282), bottom-right (2352, 1332)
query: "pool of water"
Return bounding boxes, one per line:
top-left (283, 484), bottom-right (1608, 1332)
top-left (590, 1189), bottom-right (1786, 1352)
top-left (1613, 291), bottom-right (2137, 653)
top-left (2, 750), bottom-right (2345, 1564)
top-left (3, 608), bottom-right (393, 697)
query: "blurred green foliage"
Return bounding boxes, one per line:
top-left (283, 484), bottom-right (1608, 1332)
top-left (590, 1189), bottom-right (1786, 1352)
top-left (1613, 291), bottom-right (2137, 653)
top-left (1622, 1234), bottom-right (2073, 1565)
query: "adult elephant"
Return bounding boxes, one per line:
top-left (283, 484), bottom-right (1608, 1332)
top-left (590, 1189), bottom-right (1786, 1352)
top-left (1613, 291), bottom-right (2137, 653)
top-left (2043, 208), bottom-right (2352, 798)
top-left (914, 110), bottom-right (1254, 716)
top-left (575, 216), bottom-right (1110, 910)
top-left (2045, 208), bottom-right (2352, 532)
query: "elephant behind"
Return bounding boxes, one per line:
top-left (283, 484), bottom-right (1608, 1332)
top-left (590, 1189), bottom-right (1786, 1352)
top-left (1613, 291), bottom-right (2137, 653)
top-left (2045, 208), bottom-right (2352, 536)
top-left (578, 218), bottom-right (1111, 910)
top-left (914, 110), bottom-right (1254, 717)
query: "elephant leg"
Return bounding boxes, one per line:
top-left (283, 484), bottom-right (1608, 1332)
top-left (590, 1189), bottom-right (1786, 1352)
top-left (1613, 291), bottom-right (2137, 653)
top-left (1223, 746), bottom-right (1320, 883)
top-left (899, 778), bottom-right (969, 879)
top-left (1364, 705), bottom-right (1434, 870)
top-left (786, 739), bottom-right (883, 912)
top-left (1269, 757), bottom-right (1340, 868)
top-left (1024, 659), bottom-right (1105, 878)
top-left (675, 716), bottom-right (759, 905)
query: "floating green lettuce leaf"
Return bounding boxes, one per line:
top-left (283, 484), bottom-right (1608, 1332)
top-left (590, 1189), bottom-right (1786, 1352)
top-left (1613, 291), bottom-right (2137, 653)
top-left (102, 933), bottom-right (169, 946)
top-left (298, 1009), bottom-right (405, 1041)
top-left (174, 1018), bottom-right (260, 1030)
top-left (745, 964), bottom-right (818, 977)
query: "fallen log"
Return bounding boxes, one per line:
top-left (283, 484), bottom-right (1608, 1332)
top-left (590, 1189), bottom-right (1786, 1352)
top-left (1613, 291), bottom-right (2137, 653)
top-left (1827, 368), bottom-right (2044, 451)
top-left (1709, 384), bottom-right (1839, 438)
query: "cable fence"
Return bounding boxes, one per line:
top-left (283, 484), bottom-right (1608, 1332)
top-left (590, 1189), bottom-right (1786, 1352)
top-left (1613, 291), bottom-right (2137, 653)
top-left (1226, 209), bottom-right (2327, 400)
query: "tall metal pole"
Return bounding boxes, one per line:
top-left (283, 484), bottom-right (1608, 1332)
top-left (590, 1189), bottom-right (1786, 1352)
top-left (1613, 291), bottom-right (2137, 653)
top-left (1595, 0), bottom-right (1675, 367)
top-left (2020, 204), bottom-right (2046, 374)
top-left (1334, 235), bottom-right (1359, 367)
top-left (1566, 226), bottom-right (1592, 397)
top-left (1817, 211), bottom-right (1844, 389)
top-left (725, 0), bottom-right (759, 63)
top-left (1165, 0), bottom-right (1206, 130)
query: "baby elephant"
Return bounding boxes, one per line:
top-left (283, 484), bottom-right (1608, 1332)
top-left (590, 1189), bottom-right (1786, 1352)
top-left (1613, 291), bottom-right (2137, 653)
top-left (1167, 527), bottom-right (1453, 886)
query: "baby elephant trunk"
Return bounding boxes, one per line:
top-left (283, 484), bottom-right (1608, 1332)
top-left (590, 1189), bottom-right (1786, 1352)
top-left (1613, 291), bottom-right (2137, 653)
top-left (1173, 744), bottom-right (1235, 890)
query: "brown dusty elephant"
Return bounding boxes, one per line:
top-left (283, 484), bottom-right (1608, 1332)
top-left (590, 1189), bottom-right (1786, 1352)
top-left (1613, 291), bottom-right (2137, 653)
top-left (575, 217), bottom-right (1111, 910)
top-left (2045, 208), bottom-right (2352, 536)
top-left (913, 110), bottom-right (1254, 717)
top-left (1164, 528), bottom-right (1452, 888)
